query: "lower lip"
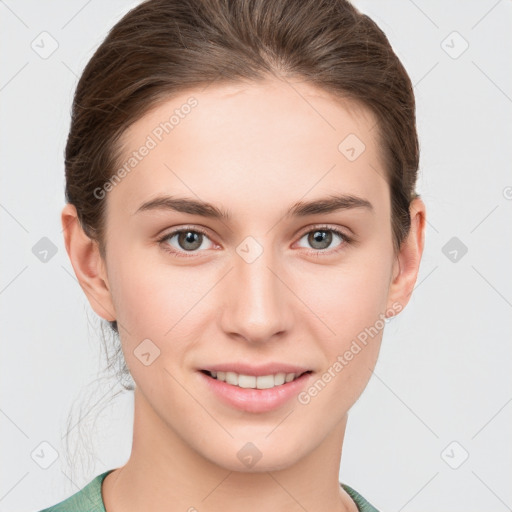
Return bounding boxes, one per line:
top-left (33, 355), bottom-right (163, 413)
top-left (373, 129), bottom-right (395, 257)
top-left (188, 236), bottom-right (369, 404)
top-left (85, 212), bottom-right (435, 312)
top-left (198, 371), bottom-right (313, 413)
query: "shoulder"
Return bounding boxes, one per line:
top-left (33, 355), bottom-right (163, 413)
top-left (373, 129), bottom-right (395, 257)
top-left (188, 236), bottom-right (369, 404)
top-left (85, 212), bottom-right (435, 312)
top-left (340, 482), bottom-right (381, 512)
top-left (36, 470), bottom-right (114, 512)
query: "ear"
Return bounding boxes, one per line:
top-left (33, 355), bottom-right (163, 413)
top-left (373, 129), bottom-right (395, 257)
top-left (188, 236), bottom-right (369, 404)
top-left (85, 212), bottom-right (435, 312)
top-left (386, 197), bottom-right (426, 315)
top-left (61, 203), bottom-right (116, 322)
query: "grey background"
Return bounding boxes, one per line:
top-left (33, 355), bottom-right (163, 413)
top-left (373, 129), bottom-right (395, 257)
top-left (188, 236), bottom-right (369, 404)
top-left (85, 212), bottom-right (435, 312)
top-left (1, 1), bottom-right (511, 511)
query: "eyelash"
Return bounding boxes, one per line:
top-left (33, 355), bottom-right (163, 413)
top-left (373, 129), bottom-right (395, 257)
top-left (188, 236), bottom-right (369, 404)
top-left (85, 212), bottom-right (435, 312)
top-left (157, 224), bottom-right (353, 259)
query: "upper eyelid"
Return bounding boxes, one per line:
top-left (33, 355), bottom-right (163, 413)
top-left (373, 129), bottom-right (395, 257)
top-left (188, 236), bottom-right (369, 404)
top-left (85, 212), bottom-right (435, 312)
top-left (296, 224), bottom-right (350, 238)
top-left (159, 225), bottom-right (215, 242)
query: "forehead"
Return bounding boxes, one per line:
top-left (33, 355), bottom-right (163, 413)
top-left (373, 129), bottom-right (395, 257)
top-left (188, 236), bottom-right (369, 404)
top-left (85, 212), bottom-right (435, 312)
top-left (107, 78), bottom-right (387, 223)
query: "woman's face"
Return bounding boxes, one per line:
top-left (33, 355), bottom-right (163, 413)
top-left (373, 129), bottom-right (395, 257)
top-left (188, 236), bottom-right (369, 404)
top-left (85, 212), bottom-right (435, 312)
top-left (90, 78), bottom-right (417, 471)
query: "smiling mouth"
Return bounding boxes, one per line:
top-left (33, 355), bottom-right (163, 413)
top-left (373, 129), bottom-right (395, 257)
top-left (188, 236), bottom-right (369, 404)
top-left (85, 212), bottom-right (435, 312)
top-left (200, 369), bottom-right (312, 390)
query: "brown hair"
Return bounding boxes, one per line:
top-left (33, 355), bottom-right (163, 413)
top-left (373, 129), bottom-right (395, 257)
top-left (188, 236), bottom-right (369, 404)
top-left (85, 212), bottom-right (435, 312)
top-left (65, 0), bottom-right (419, 336)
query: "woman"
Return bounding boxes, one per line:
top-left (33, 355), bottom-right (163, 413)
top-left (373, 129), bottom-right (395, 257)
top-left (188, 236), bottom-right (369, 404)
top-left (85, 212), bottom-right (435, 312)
top-left (38, 0), bottom-right (426, 510)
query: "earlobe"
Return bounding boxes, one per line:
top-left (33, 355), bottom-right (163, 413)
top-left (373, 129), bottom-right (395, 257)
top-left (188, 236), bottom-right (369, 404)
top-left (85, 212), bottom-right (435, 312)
top-left (386, 197), bottom-right (426, 315)
top-left (61, 203), bottom-right (117, 322)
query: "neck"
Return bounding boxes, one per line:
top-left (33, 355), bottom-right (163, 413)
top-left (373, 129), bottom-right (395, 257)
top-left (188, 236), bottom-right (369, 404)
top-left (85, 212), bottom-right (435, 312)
top-left (102, 387), bottom-right (358, 512)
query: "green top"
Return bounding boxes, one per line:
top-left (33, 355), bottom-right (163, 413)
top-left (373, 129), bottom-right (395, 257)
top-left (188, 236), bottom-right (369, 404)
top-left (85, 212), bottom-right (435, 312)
top-left (37, 469), bottom-right (380, 511)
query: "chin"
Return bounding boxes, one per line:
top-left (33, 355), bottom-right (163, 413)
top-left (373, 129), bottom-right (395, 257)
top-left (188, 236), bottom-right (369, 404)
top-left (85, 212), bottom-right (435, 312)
top-left (202, 440), bottom-right (305, 473)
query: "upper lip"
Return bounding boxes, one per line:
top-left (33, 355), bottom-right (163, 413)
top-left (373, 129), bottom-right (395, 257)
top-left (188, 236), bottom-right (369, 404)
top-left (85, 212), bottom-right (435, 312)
top-left (200, 362), bottom-right (312, 377)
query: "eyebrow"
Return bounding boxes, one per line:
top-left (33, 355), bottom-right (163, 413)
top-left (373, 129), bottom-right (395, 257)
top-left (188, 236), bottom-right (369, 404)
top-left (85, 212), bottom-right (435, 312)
top-left (133, 193), bottom-right (373, 220)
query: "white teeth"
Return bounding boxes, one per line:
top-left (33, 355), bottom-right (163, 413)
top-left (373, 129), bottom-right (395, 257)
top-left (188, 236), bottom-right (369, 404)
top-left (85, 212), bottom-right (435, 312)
top-left (226, 371), bottom-right (239, 386)
top-left (238, 374), bottom-right (255, 388)
top-left (274, 373), bottom-right (286, 386)
top-left (208, 371), bottom-right (304, 389)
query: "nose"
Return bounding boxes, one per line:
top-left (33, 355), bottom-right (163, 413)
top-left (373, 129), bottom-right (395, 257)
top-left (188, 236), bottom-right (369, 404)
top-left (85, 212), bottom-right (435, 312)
top-left (219, 241), bottom-right (293, 345)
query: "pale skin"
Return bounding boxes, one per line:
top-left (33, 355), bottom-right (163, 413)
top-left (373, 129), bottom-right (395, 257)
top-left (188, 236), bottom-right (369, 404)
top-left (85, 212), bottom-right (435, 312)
top-left (62, 77), bottom-right (426, 512)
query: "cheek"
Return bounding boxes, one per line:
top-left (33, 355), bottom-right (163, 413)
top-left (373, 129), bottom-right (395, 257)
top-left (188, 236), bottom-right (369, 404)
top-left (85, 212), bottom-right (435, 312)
top-left (107, 249), bottom-right (218, 381)
top-left (297, 266), bottom-right (389, 415)
top-left (300, 244), bottom-right (392, 396)
top-left (304, 250), bottom-right (393, 335)
top-left (108, 243), bottom-right (200, 335)
top-left (108, 258), bottom-right (197, 390)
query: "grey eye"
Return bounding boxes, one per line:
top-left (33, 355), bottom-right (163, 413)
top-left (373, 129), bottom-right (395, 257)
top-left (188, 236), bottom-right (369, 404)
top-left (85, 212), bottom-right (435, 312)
top-left (164, 230), bottom-right (214, 253)
top-left (297, 229), bottom-right (344, 251)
